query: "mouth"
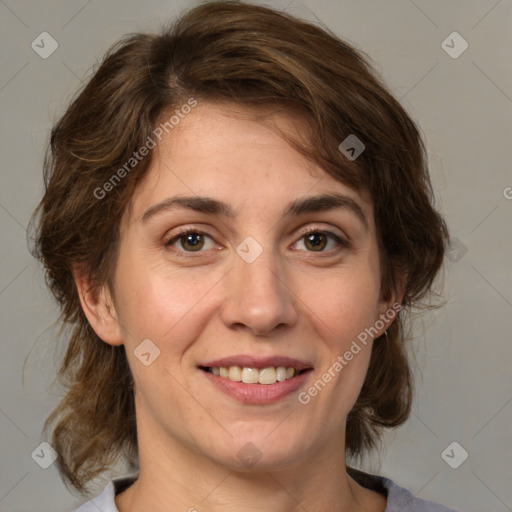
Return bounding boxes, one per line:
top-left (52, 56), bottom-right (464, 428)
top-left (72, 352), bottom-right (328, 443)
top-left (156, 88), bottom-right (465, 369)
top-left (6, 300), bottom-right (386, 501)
top-left (198, 358), bottom-right (314, 405)
top-left (199, 365), bottom-right (312, 385)
top-left (197, 355), bottom-right (314, 404)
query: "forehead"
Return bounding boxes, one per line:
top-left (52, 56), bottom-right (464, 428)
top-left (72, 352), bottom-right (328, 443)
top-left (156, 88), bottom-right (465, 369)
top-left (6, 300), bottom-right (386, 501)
top-left (124, 102), bottom-right (373, 226)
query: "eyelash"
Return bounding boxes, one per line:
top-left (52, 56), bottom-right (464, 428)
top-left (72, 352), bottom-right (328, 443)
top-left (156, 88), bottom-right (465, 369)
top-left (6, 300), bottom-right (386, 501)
top-left (164, 227), bottom-right (349, 257)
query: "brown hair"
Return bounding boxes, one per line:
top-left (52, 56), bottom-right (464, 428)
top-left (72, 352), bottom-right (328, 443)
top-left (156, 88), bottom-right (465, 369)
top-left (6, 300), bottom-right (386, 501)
top-left (30, 0), bottom-right (448, 495)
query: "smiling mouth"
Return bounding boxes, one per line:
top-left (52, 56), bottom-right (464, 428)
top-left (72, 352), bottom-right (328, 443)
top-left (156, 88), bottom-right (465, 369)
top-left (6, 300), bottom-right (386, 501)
top-left (199, 366), bottom-right (312, 385)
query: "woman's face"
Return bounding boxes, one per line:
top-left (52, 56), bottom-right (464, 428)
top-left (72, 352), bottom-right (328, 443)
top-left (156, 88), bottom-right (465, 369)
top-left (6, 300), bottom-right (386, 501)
top-left (106, 102), bottom-right (395, 471)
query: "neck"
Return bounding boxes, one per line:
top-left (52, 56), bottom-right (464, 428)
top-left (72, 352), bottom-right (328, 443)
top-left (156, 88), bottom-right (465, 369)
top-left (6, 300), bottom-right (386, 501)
top-left (115, 397), bottom-right (386, 512)
top-left (115, 435), bottom-right (384, 512)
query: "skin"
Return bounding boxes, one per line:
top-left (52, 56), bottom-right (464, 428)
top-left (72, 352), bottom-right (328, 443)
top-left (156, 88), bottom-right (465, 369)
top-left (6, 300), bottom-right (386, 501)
top-left (76, 102), bottom-right (402, 512)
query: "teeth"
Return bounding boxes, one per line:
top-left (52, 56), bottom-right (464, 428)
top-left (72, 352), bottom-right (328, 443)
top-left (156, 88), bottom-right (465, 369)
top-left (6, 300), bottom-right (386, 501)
top-left (242, 367), bottom-right (260, 384)
top-left (258, 367), bottom-right (276, 384)
top-left (228, 366), bottom-right (242, 381)
top-left (276, 366), bottom-right (287, 382)
top-left (210, 365), bottom-right (298, 385)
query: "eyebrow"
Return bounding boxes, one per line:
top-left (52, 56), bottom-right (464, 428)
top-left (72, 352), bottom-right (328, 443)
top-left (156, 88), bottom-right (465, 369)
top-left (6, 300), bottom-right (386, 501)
top-left (140, 193), bottom-right (368, 230)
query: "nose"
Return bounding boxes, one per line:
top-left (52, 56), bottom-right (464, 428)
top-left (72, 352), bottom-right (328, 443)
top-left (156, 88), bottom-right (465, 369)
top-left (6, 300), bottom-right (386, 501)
top-left (220, 247), bottom-right (298, 337)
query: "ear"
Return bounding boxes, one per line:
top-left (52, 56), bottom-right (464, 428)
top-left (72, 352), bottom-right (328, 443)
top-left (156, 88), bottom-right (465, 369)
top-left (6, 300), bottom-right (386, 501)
top-left (73, 265), bottom-right (123, 346)
top-left (377, 268), bottom-right (407, 334)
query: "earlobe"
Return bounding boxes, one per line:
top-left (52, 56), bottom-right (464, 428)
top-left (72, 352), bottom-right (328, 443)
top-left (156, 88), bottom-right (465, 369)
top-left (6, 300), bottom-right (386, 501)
top-left (73, 266), bottom-right (123, 346)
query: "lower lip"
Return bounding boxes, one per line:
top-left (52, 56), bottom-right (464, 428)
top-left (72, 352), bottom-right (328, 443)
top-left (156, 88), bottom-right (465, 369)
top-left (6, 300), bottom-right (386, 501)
top-left (200, 369), bottom-right (312, 404)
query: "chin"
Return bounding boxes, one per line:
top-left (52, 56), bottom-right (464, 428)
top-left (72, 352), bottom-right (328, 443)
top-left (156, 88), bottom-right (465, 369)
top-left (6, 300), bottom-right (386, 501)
top-left (205, 432), bottom-right (313, 473)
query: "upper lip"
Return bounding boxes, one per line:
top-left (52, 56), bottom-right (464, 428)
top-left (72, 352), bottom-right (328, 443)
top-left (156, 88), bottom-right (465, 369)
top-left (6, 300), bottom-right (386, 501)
top-left (200, 355), bottom-right (314, 372)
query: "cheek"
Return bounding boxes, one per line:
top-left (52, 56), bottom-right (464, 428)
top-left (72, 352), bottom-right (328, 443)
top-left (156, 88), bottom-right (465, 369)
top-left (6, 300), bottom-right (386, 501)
top-left (297, 265), bottom-right (382, 344)
top-left (295, 267), bottom-right (381, 409)
top-left (113, 252), bottom-right (221, 351)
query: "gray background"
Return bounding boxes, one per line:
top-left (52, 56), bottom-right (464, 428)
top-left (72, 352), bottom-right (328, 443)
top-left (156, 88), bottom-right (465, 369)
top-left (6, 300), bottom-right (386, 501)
top-left (1, 0), bottom-right (511, 511)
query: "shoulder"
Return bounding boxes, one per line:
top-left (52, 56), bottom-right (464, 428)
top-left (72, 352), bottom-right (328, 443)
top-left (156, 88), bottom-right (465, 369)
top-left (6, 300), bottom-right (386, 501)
top-left (72, 469), bottom-right (462, 512)
top-left (347, 466), bottom-right (462, 512)
top-left (72, 472), bottom-right (138, 512)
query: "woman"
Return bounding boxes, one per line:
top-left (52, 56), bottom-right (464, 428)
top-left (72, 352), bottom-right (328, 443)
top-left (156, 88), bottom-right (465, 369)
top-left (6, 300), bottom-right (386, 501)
top-left (31, 1), bottom-right (458, 511)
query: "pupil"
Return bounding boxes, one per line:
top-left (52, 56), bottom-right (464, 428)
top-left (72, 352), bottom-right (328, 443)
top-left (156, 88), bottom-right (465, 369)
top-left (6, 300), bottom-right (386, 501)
top-left (184, 233), bottom-right (203, 251)
top-left (306, 233), bottom-right (326, 251)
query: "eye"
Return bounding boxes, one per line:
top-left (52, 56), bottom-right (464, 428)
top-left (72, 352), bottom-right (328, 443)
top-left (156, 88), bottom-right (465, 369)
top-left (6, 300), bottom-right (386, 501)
top-left (293, 229), bottom-right (348, 252)
top-left (164, 227), bottom-right (348, 256)
top-left (165, 229), bottom-right (217, 253)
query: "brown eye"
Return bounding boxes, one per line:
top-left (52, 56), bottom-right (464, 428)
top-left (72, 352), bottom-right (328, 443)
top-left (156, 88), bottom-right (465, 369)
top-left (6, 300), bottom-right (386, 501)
top-left (304, 232), bottom-right (328, 251)
top-left (165, 230), bottom-right (216, 253)
top-left (179, 232), bottom-right (205, 251)
top-left (294, 229), bottom-right (349, 253)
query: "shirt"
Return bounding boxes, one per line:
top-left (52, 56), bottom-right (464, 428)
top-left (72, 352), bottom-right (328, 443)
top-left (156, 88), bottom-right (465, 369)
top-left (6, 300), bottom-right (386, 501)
top-left (73, 467), bottom-right (460, 512)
